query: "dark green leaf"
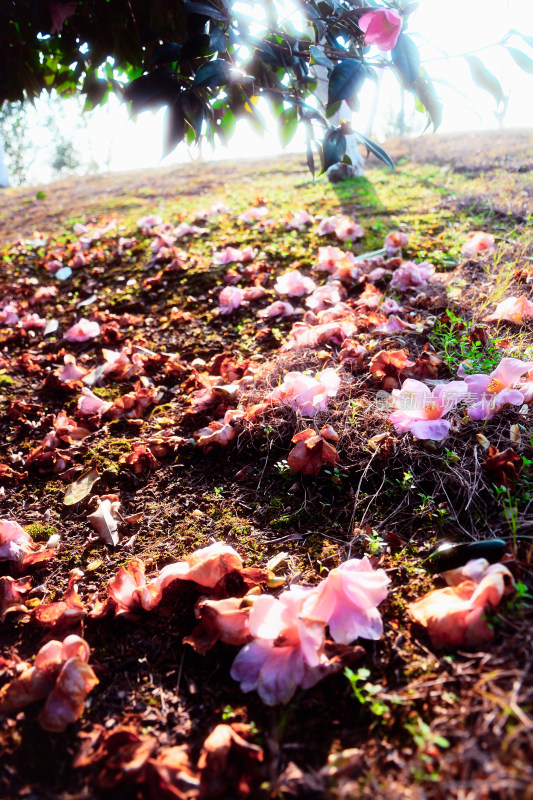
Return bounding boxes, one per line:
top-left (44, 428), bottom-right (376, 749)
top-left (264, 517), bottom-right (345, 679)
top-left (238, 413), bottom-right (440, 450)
top-left (309, 45), bottom-right (333, 69)
top-left (151, 42), bottom-right (182, 68)
top-left (392, 34), bottom-right (420, 88)
top-left (352, 130), bottom-right (394, 170)
top-left (423, 539), bottom-right (507, 573)
top-left (465, 55), bottom-right (504, 105)
top-left (321, 127), bottom-right (346, 172)
top-left (193, 59), bottom-right (232, 88)
top-left (209, 25), bottom-right (227, 54)
top-left (183, 1), bottom-right (229, 22)
top-left (506, 46), bottom-right (533, 74)
top-left (182, 90), bottom-right (205, 137)
top-left (163, 99), bottom-right (186, 157)
top-left (181, 33), bottom-right (211, 60)
top-left (327, 59), bottom-right (366, 107)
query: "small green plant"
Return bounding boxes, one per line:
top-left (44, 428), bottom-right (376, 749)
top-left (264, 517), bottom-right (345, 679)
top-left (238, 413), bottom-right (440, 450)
top-left (345, 667), bottom-right (397, 720)
top-left (405, 716), bottom-right (450, 783)
top-left (429, 309), bottom-right (502, 375)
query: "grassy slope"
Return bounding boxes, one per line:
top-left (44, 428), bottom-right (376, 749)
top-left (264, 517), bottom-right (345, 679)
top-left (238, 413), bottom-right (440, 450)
top-left (0, 129), bottom-right (532, 799)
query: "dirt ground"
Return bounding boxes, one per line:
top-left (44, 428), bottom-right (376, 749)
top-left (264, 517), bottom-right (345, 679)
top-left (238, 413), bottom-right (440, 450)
top-left (0, 128), bottom-right (532, 800)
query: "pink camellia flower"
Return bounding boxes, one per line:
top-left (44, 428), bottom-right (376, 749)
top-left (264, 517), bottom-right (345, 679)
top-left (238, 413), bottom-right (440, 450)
top-left (0, 304), bottom-right (19, 326)
top-left (274, 269), bottom-right (316, 297)
top-left (137, 215), bottom-right (163, 233)
top-left (31, 286), bottom-right (58, 304)
top-left (64, 319), bottom-right (101, 342)
top-left (151, 231), bottom-right (176, 253)
top-left (173, 223), bottom-right (206, 238)
top-left (238, 206), bottom-right (268, 223)
top-left (380, 298), bottom-right (403, 315)
top-left (384, 231), bottom-right (409, 256)
top-left (374, 314), bottom-right (415, 334)
top-left (390, 378), bottom-right (468, 441)
top-left (461, 231), bottom-right (496, 258)
top-left (58, 355), bottom-right (88, 383)
top-left (519, 370), bottom-right (533, 404)
top-left (105, 542), bottom-right (245, 615)
top-left (409, 560), bottom-right (513, 649)
top-left (484, 294), bottom-right (533, 325)
top-left (213, 246), bottom-right (256, 265)
top-left (285, 210), bottom-right (314, 231)
top-left (306, 281), bottom-right (345, 311)
top-left (464, 357), bottom-right (533, 421)
top-left (0, 634), bottom-right (98, 733)
top-left (21, 313), bottom-right (47, 330)
top-left (218, 286), bottom-right (244, 315)
top-left (303, 557), bottom-right (390, 644)
top-left (315, 246), bottom-right (353, 273)
top-left (268, 369), bottom-right (340, 416)
top-left (197, 201), bottom-right (230, 219)
top-left (390, 261), bottom-right (435, 291)
top-left (359, 8), bottom-right (402, 51)
top-left (230, 587), bottom-right (330, 706)
top-left (282, 319), bottom-right (356, 350)
top-left (335, 217), bottom-right (365, 242)
top-left (77, 387), bottom-right (113, 416)
top-left (242, 285), bottom-right (267, 301)
top-left (257, 301), bottom-right (296, 319)
top-left (0, 520), bottom-right (32, 562)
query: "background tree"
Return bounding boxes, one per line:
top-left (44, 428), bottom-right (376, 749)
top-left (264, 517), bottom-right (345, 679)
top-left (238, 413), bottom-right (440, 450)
top-left (1, 1), bottom-right (532, 178)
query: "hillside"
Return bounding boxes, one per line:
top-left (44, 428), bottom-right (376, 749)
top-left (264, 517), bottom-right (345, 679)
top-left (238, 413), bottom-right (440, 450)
top-left (0, 128), bottom-right (532, 800)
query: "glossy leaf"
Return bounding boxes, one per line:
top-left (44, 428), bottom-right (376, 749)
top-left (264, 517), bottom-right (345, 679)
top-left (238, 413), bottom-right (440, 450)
top-left (465, 55), bottom-right (504, 105)
top-left (506, 46), bottom-right (533, 74)
top-left (413, 74), bottom-right (443, 129)
top-left (327, 60), bottom-right (366, 107)
top-left (321, 128), bottom-right (346, 172)
top-left (309, 45), bottom-right (333, 69)
top-left (163, 100), bottom-right (186, 156)
top-left (423, 539), bottom-right (507, 573)
top-left (392, 34), bottom-right (421, 88)
top-left (151, 42), bottom-right (182, 68)
top-left (183, 1), bottom-right (229, 22)
top-left (194, 59), bottom-right (232, 88)
top-left (352, 130), bottom-right (394, 171)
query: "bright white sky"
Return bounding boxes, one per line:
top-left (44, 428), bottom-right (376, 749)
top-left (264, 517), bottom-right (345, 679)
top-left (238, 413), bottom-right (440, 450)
top-left (17, 0), bottom-right (533, 183)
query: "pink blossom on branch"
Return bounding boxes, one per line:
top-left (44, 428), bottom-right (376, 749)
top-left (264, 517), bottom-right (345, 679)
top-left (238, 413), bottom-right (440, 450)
top-left (359, 8), bottom-right (402, 51)
top-left (389, 378), bottom-right (468, 441)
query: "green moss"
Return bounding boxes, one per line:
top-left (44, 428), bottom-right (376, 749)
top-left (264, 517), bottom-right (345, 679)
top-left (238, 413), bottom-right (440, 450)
top-left (0, 374), bottom-right (16, 387)
top-left (25, 522), bottom-right (57, 542)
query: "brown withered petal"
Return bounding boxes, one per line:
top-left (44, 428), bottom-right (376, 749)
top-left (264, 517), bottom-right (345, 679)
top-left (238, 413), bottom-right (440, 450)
top-left (482, 446), bottom-right (522, 487)
top-left (197, 723), bottom-right (264, 800)
top-left (369, 349), bottom-right (415, 389)
top-left (74, 725), bottom-right (157, 788)
top-left (145, 746), bottom-right (200, 800)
